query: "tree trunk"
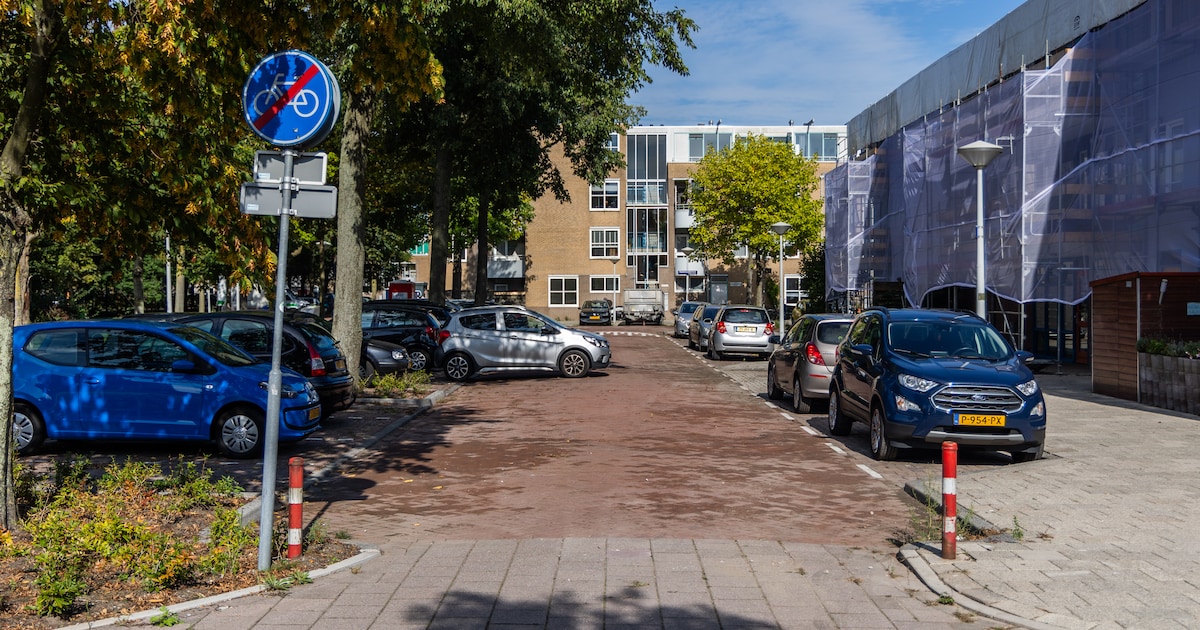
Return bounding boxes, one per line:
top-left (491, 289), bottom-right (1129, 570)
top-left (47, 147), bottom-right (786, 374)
top-left (15, 229), bottom-right (35, 325)
top-left (132, 256), bottom-right (145, 314)
top-left (429, 143), bottom-right (451, 305)
top-left (332, 85), bottom-right (375, 378)
top-left (474, 194), bottom-right (491, 306)
top-left (0, 0), bottom-right (61, 531)
top-left (451, 235), bottom-right (462, 299)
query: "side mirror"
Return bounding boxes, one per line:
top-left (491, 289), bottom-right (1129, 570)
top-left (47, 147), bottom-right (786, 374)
top-left (1016, 350), bottom-right (1035, 363)
top-left (541, 326), bottom-right (558, 335)
top-left (171, 359), bottom-right (197, 373)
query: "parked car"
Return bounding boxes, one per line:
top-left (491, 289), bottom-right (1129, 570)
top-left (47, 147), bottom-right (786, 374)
top-left (359, 302), bottom-right (443, 371)
top-left (12, 319), bottom-right (321, 457)
top-left (578, 299), bottom-right (613, 325)
top-left (766, 314), bottom-right (854, 413)
top-left (436, 305), bottom-right (611, 381)
top-left (358, 338), bottom-right (410, 381)
top-left (705, 305), bottom-right (775, 360)
top-left (365, 299), bottom-right (454, 328)
top-left (174, 311), bottom-right (357, 418)
top-left (687, 304), bottom-right (721, 351)
top-left (283, 310), bottom-right (411, 380)
top-left (828, 307), bottom-right (1046, 462)
top-left (672, 301), bottom-right (704, 338)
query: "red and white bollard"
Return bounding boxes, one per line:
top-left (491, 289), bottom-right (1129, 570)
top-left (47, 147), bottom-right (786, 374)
top-left (288, 457), bottom-right (304, 559)
top-left (942, 441), bottom-right (957, 560)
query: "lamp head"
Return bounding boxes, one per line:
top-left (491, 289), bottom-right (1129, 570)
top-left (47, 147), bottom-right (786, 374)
top-left (957, 140), bottom-right (1004, 168)
top-left (770, 222), bottom-right (791, 236)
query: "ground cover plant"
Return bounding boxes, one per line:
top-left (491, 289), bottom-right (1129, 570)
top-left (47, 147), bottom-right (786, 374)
top-left (0, 457), bottom-right (356, 629)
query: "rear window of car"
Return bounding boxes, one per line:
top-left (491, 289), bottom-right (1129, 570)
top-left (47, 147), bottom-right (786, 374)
top-left (296, 322), bottom-right (341, 353)
top-left (817, 321), bottom-right (852, 345)
top-left (24, 329), bottom-right (85, 366)
top-left (722, 308), bottom-right (768, 324)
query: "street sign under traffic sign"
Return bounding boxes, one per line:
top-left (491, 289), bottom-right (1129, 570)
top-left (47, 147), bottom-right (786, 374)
top-left (240, 182), bottom-right (338, 219)
top-left (253, 151), bottom-right (327, 185)
top-left (243, 50), bottom-right (340, 148)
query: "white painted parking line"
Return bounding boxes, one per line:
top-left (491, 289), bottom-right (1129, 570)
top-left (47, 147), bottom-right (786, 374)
top-left (779, 412), bottom-right (794, 421)
top-left (800, 425), bottom-right (819, 436)
top-left (857, 464), bottom-right (884, 479)
top-left (825, 443), bottom-right (846, 455)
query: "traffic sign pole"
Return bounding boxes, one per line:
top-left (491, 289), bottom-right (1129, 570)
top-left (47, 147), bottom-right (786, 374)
top-left (257, 150), bottom-right (297, 571)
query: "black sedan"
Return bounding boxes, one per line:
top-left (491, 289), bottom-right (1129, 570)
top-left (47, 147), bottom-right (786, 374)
top-left (359, 338), bottom-right (410, 381)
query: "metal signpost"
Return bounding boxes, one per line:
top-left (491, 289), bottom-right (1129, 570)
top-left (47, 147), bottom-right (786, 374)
top-left (241, 50), bottom-right (340, 571)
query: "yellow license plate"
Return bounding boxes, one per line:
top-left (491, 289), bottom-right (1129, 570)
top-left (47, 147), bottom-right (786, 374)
top-left (589, 315), bottom-right (600, 320)
top-left (956, 413), bottom-right (1005, 426)
top-left (736, 326), bottom-right (755, 333)
top-left (308, 406), bottom-right (321, 420)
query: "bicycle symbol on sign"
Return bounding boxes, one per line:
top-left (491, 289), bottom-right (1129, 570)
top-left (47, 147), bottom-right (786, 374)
top-left (252, 74), bottom-right (320, 118)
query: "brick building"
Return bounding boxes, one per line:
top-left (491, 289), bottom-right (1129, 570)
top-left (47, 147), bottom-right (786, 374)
top-left (406, 123), bottom-right (847, 323)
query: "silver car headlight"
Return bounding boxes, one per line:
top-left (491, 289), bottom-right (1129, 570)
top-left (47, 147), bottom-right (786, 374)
top-left (583, 336), bottom-right (607, 348)
top-left (1016, 379), bottom-right (1039, 397)
top-left (898, 373), bottom-right (939, 393)
top-left (391, 349), bottom-right (407, 361)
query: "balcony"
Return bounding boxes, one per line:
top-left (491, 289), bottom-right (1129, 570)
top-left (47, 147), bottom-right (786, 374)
top-left (675, 255), bottom-right (704, 277)
top-left (675, 206), bottom-right (695, 229)
top-left (488, 256), bottom-right (524, 279)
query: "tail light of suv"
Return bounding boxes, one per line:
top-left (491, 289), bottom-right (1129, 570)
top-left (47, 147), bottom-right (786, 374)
top-left (437, 329), bottom-right (451, 345)
top-left (765, 322), bottom-right (774, 336)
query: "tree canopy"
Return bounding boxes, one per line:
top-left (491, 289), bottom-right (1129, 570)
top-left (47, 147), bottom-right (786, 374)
top-left (688, 133), bottom-right (825, 306)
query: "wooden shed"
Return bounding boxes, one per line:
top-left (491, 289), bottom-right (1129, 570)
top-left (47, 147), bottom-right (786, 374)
top-left (1090, 272), bottom-right (1200, 400)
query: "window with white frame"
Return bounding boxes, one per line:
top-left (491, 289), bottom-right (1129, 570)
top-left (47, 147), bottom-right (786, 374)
top-left (784, 275), bottom-right (805, 306)
top-left (604, 133), bottom-right (619, 152)
top-left (549, 276), bottom-right (578, 307)
top-left (733, 244), bottom-right (749, 258)
top-left (590, 179), bottom-right (620, 210)
top-left (590, 275), bottom-right (620, 293)
top-left (590, 228), bottom-right (620, 258)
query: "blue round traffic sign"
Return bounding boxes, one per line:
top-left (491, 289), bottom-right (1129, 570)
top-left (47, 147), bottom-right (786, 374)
top-left (243, 50), bottom-right (340, 148)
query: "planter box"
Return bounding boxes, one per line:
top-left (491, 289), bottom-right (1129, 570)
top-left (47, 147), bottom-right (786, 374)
top-left (1138, 353), bottom-right (1200, 416)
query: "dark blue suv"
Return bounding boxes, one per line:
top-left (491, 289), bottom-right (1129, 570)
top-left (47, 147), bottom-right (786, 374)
top-left (828, 308), bottom-right (1046, 462)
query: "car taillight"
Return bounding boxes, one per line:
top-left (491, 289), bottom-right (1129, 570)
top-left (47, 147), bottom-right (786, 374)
top-left (306, 342), bottom-right (327, 376)
top-left (765, 323), bottom-right (774, 336)
top-left (437, 329), bottom-right (451, 345)
top-left (715, 321), bottom-right (726, 334)
top-left (805, 342), bottom-right (826, 366)
top-left (425, 325), bottom-right (435, 341)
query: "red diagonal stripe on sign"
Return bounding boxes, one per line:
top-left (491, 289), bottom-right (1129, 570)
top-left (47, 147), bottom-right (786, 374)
top-left (253, 64), bottom-right (322, 131)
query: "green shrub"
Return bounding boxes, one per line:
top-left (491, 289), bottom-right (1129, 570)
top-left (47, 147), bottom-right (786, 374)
top-left (1137, 337), bottom-right (1200, 358)
top-left (367, 369), bottom-right (432, 398)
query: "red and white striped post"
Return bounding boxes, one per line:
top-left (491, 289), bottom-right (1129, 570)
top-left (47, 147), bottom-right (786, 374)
top-left (287, 457), bottom-right (304, 559)
top-left (942, 441), bottom-right (958, 560)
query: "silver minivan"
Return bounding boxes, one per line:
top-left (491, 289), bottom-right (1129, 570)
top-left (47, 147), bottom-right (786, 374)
top-left (437, 306), bottom-right (611, 381)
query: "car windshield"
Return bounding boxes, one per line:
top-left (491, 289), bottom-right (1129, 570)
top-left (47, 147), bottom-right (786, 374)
top-left (582, 300), bottom-right (609, 309)
top-left (167, 325), bottom-right (258, 366)
top-left (679, 303), bottom-right (699, 314)
top-left (888, 320), bottom-right (1011, 360)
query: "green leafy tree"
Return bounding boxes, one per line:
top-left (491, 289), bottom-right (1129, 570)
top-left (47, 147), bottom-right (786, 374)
top-left (689, 133), bottom-right (825, 306)
top-left (414, 0), bottom-right (696, 305)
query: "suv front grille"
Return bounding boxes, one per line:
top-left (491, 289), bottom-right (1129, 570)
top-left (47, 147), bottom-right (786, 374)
top-left (932, 385), bottom-right (1023, 413)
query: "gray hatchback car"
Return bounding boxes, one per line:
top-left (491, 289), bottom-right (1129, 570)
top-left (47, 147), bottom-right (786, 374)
top-left (436, 306), bottom-right (611, 381)
top-left (687, 304), bottom-right (721, 351)
top-left (766, 314), bottom-right (854, 413)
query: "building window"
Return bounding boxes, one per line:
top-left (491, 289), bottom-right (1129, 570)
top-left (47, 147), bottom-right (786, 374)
top-left (590, 179), bottom-right (620, 211)
top-left (784, 275), bottom-right (805, 306)
top-left (549, 276), bottom-right (578, 307)
top-left (590, 228), bottom-right (620, 258)
top-left (590, 275), bottom-right (620, 293)
top-left (688, 132), bottom-right (732, 161)
top-left (604, 133), bottom-right (619, 152)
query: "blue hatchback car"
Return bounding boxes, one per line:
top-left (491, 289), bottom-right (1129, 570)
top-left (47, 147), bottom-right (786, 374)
top-left (13, 319), bottom-right (322, 457)
top-left (828, 308), bottom-right (1046, 462)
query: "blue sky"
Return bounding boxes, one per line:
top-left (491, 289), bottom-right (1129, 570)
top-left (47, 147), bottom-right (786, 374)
top-left (633, 0), bottom-right (1027, 126)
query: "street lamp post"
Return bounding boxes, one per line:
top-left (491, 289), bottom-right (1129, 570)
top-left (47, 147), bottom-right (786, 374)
top-left (681, 246), bottom-right (695, 302)
top-left (956, 140), bottom-right (1004, 320)
top-left (608, 255), bottom-right (621, 325)
top-left (770, 222), bottom-right (790, 333)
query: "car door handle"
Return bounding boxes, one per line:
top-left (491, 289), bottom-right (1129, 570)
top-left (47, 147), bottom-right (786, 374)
top-left (84, 378), bottom-right (101, 385)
